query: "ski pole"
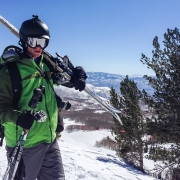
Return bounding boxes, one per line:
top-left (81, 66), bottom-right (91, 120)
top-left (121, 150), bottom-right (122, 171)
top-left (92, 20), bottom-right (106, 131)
top-left (2, 129), bottom-right (28, 180)
top-left (10, 129), bottom-right (28, 180)
top-left (2, 138), bottom-right (23, 180)
top-left (11, 112), bottom-right (47, 180)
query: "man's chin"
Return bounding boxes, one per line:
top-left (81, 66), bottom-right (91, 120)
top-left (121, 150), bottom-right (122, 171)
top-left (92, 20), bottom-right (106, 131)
top-left (33, 52), bottom-right (42, 58)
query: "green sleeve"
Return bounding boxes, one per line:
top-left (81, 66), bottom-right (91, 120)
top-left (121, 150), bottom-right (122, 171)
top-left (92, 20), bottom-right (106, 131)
top-left (0, 66), bottom-right (20, 124)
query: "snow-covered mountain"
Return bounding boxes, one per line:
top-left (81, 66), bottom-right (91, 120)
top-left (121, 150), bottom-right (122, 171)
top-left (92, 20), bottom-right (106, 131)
top-left (86, 72), bottom-right (154, 95)
top-left (54, 83), bottom-right (110, 100)
top-left (54, 72), bottom-right (154, 102)
top-left (54, 83), bottom-right (111, 111)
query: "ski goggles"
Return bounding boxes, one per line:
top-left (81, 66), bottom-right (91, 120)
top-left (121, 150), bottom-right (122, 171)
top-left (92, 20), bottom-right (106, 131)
top-left (26, 37), bottom-right (49, 49)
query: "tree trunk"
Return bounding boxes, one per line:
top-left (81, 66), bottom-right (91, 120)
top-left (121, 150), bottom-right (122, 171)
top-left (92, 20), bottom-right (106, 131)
top-left (139, 141), bottom-right (144, 172)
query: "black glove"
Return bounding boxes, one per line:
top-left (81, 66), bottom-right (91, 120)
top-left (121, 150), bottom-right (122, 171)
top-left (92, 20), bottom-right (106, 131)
top-left (56, 95), bottom-right (71, 110)
top-left (17, 111), bottom-right (35, 129)
top-left (70, 66), bottom-right (87, 91)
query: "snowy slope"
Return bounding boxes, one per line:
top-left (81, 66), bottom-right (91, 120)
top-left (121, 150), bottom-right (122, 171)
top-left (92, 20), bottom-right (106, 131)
top-left (54, 83), bottom-right (111, 100)
top-left (0, 118), bottom-right (157, 180)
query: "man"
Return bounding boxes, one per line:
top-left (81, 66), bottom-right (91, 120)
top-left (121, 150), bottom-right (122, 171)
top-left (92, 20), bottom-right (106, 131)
top-left (0, 15), bottom-right (87, 180)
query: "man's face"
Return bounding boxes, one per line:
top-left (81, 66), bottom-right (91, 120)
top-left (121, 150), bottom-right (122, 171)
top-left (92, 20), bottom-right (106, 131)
top-left (27, 46), bottom-right (43, 59)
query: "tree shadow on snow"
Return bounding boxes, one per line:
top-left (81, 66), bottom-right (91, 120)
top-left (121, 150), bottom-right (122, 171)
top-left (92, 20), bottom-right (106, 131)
top-left (96, 156), bottom-right (148, 176)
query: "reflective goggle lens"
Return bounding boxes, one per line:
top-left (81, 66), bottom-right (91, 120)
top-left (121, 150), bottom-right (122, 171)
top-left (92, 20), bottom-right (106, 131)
top-left (27, 37), bottom-right (48, 49)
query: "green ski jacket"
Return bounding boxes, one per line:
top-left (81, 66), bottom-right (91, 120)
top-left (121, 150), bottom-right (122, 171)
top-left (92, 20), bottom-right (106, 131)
top-left (0, 52), bottom-right (58, 148)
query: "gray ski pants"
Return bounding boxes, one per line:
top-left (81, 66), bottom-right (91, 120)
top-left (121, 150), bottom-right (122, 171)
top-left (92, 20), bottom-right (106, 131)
top-left (6, 139), bottom-right (65, 180)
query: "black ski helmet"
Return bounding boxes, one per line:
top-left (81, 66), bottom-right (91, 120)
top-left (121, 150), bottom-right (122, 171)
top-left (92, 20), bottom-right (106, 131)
top-left (19, 15), bottom-right (50, 49)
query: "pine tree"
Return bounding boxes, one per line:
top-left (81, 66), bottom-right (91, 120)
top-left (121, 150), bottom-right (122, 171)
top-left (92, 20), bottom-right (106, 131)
top-left (141, 28), bottom-right (180, 176)
top-left (110, 76), bottom-right (146, 172)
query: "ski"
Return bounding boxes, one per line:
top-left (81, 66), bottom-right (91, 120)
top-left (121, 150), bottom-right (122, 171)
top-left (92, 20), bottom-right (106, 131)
top-left (0, 15), bottom-right (122, 125)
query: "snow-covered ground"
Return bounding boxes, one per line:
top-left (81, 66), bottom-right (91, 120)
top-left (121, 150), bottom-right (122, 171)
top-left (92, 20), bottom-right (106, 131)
top-left (0, 118), bottom-right (158, 180)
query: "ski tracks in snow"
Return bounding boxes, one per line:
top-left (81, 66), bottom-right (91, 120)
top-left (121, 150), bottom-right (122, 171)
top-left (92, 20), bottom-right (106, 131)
top-left (59, 122), bottom-right (157, 180)
top-left (61, 141), bottom-right (155, 180)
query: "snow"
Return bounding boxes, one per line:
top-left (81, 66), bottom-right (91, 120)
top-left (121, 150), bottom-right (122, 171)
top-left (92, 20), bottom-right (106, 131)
top-left (93, 110), bottom-right (106, 114)
top-left (0, 118), bottom-right (158, 180)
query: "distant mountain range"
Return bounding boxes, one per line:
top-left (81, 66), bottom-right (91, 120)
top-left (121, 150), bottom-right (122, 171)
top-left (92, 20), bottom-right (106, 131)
top-left (86, 72), bottom-right (154, 95)
top-left (54, 72), bottom-right (154, 102)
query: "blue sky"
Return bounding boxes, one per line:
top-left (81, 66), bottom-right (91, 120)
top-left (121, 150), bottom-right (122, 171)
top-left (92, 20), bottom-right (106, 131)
top-left (0, 0), bottom-right (180, 75)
